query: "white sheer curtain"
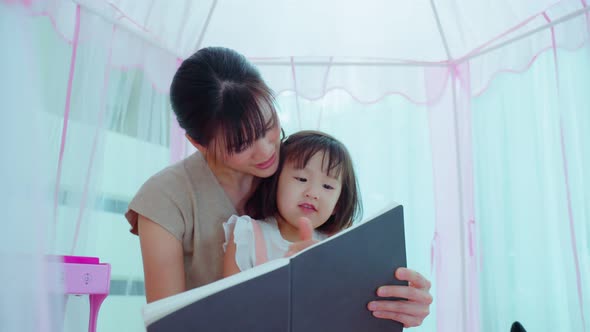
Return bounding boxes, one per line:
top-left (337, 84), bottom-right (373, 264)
top-left (1, 2), bottom-right (173, 331)
top-left (274, 91), bottom-right (438, 332)
top-left (0, 3), bottom-right (62, 332)
top-left (473, 45), bottom-right (590, 331)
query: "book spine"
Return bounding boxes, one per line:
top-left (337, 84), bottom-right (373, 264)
top-left (288, 261), bottom-right (292, 332)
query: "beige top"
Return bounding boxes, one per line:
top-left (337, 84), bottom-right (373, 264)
top-left (125, 152), bottom-right (236, 289)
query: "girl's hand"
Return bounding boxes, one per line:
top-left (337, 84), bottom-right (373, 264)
top-left (367, 268), bottom-right (433, 328)
top-left (285, 217), bottom-right (318, 257)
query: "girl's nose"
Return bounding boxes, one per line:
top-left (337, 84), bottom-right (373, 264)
top-left (305, 191), bottom-right (319, 200)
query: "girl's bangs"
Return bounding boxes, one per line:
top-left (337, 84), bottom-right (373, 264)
top-left (284, 138), bottom-right (346, 178)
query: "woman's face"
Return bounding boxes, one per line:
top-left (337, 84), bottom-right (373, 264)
top-left (215, 119), bottom-right (281, 179)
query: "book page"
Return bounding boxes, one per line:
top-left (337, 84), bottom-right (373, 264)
top-left (143, 258), bottom-right (289, 326)
top-left (289, 201), bottom-right (400, 258)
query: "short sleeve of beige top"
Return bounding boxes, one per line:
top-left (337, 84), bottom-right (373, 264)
top-left (125, 152), bottom-right (236, 289)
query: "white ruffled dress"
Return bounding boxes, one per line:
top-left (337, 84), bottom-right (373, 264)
top-left (222, 215), bottom-right (328, 271)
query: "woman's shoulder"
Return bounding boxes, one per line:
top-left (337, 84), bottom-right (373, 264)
top-left (147, 152), bottom-right (200, 182)
top-left (138, 152), bottom-right (207, 194)
top-left (125, 153), bottom-right (205, 236)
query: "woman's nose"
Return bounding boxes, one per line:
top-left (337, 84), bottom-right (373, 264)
top-left (254, 136), bottom-right (275, 158)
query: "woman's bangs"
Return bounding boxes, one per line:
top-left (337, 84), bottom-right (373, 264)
top-left (218, 88), bottom-right (277, 155)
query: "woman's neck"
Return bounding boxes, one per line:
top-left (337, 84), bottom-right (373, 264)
top-left (206, 156), bottom-right (258, 214)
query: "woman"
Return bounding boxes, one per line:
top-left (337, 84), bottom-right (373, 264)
top-left (125, 46), bottom-right (432, 328)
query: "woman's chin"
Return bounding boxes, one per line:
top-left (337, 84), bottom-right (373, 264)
top-left (252, 162), bottom-right (279, 178)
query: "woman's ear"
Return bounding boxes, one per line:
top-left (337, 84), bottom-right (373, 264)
top-left (186, 134), bottom-right (207, 154)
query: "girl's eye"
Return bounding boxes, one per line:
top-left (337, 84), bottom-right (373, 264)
top-left (294, 177), bottom-right (307, 182)
top-left (323, 184), bottom-right (334, 190)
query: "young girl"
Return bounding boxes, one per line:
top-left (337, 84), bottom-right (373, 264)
top-left (223, 130), bottom-right (362, 276)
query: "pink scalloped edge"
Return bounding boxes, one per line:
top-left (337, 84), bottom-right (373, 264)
top-left (9, 0), bottom-right (590, 104)
top-left (29, 10), bottom-right (73, 44)
top-left (103, 0), bottom-right (569, 65)
top-left (471, 39), bottom-right (589, 98)
top-left (17, 0), bottom-right (574, 63)
top-left (274, 79), bottom-right (449, 106)
top-left (456, 0), bottom-right (569, 61)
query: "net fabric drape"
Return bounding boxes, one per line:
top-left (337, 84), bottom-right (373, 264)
top-left (473, 45), bottom-right (590, 331)
top-left (1, 3), bottom-right (62, 332)
top-left (1, 0), bottom-right (589, 331)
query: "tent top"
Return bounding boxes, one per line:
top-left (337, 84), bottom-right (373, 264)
top-left (68, 0), bottom-right (584, 62)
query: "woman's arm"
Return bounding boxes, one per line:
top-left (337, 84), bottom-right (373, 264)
top-left (222, 232), bottom-right (241, 277)
top-left (138, 215), bottom-right (186, 303)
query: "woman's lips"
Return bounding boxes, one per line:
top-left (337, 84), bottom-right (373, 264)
top-left (255, 153), bottom-right (276, 170)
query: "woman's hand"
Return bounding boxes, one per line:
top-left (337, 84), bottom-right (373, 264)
top-left (285, 217), bottom-right (433, 328)
top-left (367, 268), bottom-right (433, 328)
top-left (284, 217), bottom-right (318, 257)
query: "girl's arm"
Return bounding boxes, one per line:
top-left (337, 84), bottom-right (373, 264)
top-left (138, 215), bottom-right (186, 303)
top-left (222, 232), bottom-right (241, 277)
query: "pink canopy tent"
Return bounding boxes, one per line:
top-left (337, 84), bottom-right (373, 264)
top-left (1, 0), bottom-right (588, 331)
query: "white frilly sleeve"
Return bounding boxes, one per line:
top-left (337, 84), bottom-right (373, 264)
top-left (222, 215), bottom-right (257, 272)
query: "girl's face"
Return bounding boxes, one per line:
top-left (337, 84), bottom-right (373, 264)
top-left (276, 152), bottom-right (342, 231)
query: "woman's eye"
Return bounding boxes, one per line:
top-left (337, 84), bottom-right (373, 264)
top-left (294, 177), bottom-right (307, 182)
top-left (233, 143), bottom-right (250, 154)
top-left (323, 184), bottom-right (334, 190)
top-left (264, 119), bottom-right (276, 132)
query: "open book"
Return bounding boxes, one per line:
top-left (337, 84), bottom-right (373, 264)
top-left (144, 203), bottom-right (407, 332)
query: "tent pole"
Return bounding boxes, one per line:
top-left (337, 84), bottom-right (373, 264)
top-left (73, 0), bottom-right (589, 66)
top-left (428, 0), bottom-right (470, 331)
top-left (429, 0), bottom-right (453, 62)
top-left (194, 0), bottom-right (218, 51)
top-left (251, 60), bottom-right (448, 67)
top-left (459, 6), bottom-right (590, 63)
top-left (72, 0), bottom-right (183, 59)
top-left (72, 0), bottom-right (448, 66)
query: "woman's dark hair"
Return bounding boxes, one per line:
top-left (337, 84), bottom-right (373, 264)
top-left (170, 47), bottom-right (278, 155)
top-left (246, 130), bottom-right (362, 234)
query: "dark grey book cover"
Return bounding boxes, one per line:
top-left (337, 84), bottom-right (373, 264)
top-left (291, 205), bottom-right (406, 332)
top-left (147, 264), bottom-right (290, 332)
top-left (145, 204), bottom-right (406, 332)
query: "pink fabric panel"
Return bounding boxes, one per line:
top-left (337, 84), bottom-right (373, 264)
top-left (169, 117), bottom-right (187, 164)
top-left (425, 65), bottom-right (465, 332)
top-left (290, 57), bottom-right (302, 128)
top-left (169, 58), bottom-right (187, 164)
top-left (53, 4), bottom-right (80, 228)
top-left (15, 3), bottom-right (589, 105)
top-left (70, 26), bottom-right (116, 254)
top-left (453, 61), bottom-right (481, 332)
top-left (582, 0), bottom-right (590, 41)
top-left (547, 13), bottom-right (588, 329)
